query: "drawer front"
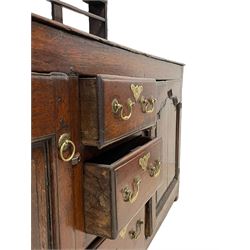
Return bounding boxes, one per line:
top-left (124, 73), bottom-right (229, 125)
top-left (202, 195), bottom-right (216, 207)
top-left (115, 138), bottom-right (162, 230)
top-left (103, 75), bottom-right (157, 144)
top-left (80, 75), bottom-right (157, 148)
top-left (84, 137), bottom-right (162, 239)
top-left (97, 207), bottom-right (145, 249)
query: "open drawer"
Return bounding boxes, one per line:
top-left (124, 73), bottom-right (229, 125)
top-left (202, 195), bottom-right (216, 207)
top-left (80, 75), bottom-right (157, 148)
top-left (84, 136), bottom-right (162, 239)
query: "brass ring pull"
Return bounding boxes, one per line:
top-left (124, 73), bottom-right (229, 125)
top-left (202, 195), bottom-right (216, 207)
top-left (58, 133), bottom-right (76, 162)
top-left (140, 96), bottom-right (156, 113)
top-left (148, 160), bottom-right (161, 177)
top-left (129, 220), bottom-right (144, 240)
top-left (121, 177), bottom-right (141, 204)
top-left (112, 98), bottom-right (135, 121)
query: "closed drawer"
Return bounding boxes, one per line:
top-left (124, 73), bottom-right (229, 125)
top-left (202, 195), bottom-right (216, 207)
top-left (97, 207), bottom-right (145, 249)
top-left (80, 75), bottom-right (157, 148)
top-left (84, 136), bottom-right (162, 238)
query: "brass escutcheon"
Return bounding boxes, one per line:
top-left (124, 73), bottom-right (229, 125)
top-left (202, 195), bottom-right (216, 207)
top-left (139, 152), bottom-right (150, 171)
top-left (131, 84), bottom-right (143, 102)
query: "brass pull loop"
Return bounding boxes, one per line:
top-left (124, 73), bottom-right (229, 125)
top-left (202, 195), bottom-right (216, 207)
top-left (112, 98), bottom-right (135, 120)
top-left (140, 96), bottom-right (156, 113)
top-left (121, 177), bottom-right (141, 204)
top-left (58, 133), bottom-right (76, 162)
top-left (148, 160), bottom-right (161, 177)
top-left (129, 220), bottom-right (144, 240)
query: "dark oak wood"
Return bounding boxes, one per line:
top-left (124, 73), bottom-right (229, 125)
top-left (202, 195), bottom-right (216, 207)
top-left (156, 80), bottom-right (182, 204)
top-left (51, 1), bottom-right (63, 22)
top-left (96, 179), bottom-right (180, 249)
top-left (32, 10), bottom-right (184, 249)
top-left (32, 73), bottom-right (95, 249)
top-left (80, 75), bottom-right (157, 148)
top-left (32, 14), bottom-right (183, 80)
top-left (145, 198), bottom-right (154, 238)
top-left (97, 207), bottom-right (146, 249)
top-left (32, 140), bottom-right (55, 249)
top-left (86, 0), bottom-right (108, 38)
top-left (49, 0), bottom-right (106, 22)
top-left (84, 137), bottom-right (162, 238)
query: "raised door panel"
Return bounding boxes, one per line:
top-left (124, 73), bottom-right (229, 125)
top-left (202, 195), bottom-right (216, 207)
top-left (141, 80), bottom-right (182, 247)
top-left (32, 73), bottom-right (95, 249)
top-left (32, 138), bottom-right (57, 249)
top-left (155, 80), bottom-right (182, 214)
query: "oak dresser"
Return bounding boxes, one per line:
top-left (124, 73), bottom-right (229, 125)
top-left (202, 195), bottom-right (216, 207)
top-left (32, 1), bottom-right (184, 249)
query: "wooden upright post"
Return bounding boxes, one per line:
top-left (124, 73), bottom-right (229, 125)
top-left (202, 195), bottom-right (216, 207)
top-left (84, 0), bottom-right (108, 39)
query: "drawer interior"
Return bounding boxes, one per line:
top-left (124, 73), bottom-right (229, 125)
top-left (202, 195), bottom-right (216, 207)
top-left (87, 136), bottom-right (151, 165)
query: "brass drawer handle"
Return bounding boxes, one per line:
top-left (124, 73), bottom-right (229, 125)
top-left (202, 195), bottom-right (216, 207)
top-left (148, 160), bottom-right (161, 177)
top-left (139, 153), bottom-right (161, 177)
top-left (121, 177), bottom-right (141, 204)
top-left (58, 133), bottom-right (76, 162)
top-left (140, 96), bottom-right (156, 113)
top-left (112, 98), bottom-right (135, 121)
top-left (129, 220), bottom-right (144, 240)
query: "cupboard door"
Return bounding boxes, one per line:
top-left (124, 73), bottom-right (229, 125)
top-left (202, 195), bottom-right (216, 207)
top-left (32, 72), bottom-right (95, 249)
top-left (156, 80), bottom-right (182, 215)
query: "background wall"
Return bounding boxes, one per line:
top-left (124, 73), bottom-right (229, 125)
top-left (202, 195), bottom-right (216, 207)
top-left (108, 1), bottom-right (250, 250)
top-left (1, 1), bottom-right (249, 249)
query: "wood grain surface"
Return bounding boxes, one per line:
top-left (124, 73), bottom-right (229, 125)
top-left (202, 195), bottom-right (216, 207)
top-left (84, 137), bottom-right (162, 239)
top-left (80, 75), bottom-right (157, 148)
top-left (32, 15), bottom-right (183, 80)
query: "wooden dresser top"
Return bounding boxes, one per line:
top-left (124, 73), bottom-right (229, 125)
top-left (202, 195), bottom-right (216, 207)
top-left (32, 14), bottom-right (184, 80)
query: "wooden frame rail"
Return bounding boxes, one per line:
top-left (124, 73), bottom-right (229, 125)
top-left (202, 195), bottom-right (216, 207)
top-left (47, 0), bottom-right (108, 38)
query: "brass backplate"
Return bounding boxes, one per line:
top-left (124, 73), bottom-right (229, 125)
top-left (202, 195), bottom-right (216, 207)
top-left (58, 133), bottom-right (70, 149)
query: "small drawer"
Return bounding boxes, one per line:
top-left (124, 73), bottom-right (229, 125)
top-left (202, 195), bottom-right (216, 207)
top-left (97, 207), bottom-right (145, 249)
top-left (80, 75), bottom-right (157, 148)
top-left (84, 136), bottom-right (162, 239)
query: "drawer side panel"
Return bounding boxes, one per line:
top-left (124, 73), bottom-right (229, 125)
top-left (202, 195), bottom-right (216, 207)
top-left (84, 164), bottom-right (114, 238)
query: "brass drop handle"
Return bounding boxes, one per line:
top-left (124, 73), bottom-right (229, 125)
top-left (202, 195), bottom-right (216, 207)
top-left (148, 160), bottom-right (161, 177)
top-left (58, 133), bottom-right (76, 162)
top-left (139, 153), bottom-right (161, 177)
top-left (129, 220), bottom-right (144, 240)
top-left (112, 98), bottom-right (135, 121)
top-left (140, 96), bottom-right (156, 113)
top-left (121, 177), bottom-right (141, 204)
